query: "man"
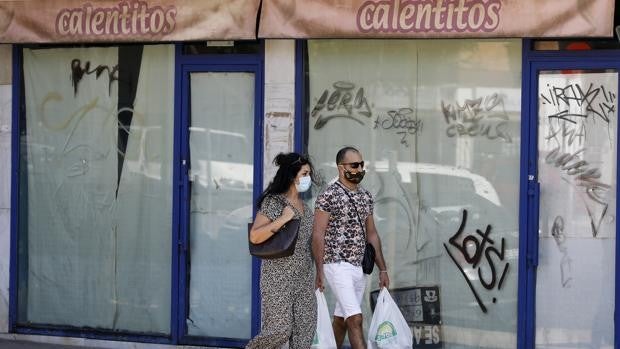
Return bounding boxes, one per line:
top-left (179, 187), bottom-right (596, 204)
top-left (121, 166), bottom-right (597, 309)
top-left (313, 146), bottom-right (389, 349)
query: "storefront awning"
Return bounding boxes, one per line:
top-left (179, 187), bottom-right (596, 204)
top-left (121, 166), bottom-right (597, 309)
top-left (0, 0), bottom-right (261, 43)
top-left (258, 0), bottom-right (615, 38)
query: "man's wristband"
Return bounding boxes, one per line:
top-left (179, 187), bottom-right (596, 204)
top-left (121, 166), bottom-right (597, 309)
top-left (379, 270), bottom-right (388, 273)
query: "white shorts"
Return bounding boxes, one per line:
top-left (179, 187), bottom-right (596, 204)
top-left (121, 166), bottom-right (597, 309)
top-left (324, 261), bottom-right (368, 319)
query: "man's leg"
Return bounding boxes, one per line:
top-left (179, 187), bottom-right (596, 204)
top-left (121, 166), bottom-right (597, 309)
top-left (345, 314), bottom-right (365, 349)
top-left (332, 315), bottom-right (347, 348)
top-left (347, 264), bottom-right (368, 349)
top-left (324, 262), bottom-right (368, 349)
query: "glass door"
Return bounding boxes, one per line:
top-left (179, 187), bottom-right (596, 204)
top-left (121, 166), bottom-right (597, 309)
top-left (179, 67), bottom-right (261, 347)
top-left (534, 67), bottom-right (618, 348)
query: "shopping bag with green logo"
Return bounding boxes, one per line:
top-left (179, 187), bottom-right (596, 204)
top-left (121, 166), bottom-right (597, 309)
top-left (367, 288), bottom-right (413, 349)
top-left (311, 289), bottom-right (337, 349)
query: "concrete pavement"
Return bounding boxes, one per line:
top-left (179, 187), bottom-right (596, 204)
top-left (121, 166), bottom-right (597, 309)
top-left (0, 339), bottom-right (83, 348)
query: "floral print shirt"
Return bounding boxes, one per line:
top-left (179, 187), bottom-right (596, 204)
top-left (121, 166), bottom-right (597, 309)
top-left (315, 181), bottom-right (374, 266)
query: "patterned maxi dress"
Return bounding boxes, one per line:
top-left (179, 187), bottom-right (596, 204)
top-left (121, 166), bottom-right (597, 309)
top-left (245, 194), bottom-right (317, 349)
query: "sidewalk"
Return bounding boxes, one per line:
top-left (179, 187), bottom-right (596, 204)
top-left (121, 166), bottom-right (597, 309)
top-left (0, 339), bottom-right (83, 348)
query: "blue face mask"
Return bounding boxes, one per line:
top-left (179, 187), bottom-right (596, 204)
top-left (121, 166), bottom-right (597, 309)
top-left (296, 175), bottom-right (312, 193)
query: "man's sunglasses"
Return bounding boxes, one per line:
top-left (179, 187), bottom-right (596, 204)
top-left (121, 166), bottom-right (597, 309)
top-left (339, 161), bottom-right (365, 169)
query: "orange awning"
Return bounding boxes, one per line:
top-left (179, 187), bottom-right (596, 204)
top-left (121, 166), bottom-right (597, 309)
top-left (258, 0), bottom-right (615, 38)
top-left (0, 0), bottom-right (261, 43)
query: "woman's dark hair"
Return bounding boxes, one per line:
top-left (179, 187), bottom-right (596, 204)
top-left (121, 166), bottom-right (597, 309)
top-left (257, 152), bottom-right (316, 207)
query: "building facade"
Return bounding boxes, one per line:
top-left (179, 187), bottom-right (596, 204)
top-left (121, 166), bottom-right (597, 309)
top-left (0, 0), bottom-right (618, 348)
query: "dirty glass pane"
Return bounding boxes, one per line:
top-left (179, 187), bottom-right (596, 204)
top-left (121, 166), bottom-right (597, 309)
top-left (307, 39), bottom-right (521, 348)
top-left (20, 45), bottom-right (174, 334)
top-left (536, 70), bottom-right (617, 348)
top-left (187, 72), bottom-right (254, 339)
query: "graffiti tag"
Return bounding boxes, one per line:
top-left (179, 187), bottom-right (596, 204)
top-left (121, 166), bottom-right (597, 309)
top-left (545, 147), bottom-right (611, 237)
top-left (551, 216), bottom-right (573, 288)
top-left (442, 93), bottom-right (512, 142)
top-left (373, 107), bottom-right (423, 147)
top-left (71, 58), bottom-right (118, 97)
top-left (310, 81), bottom-right (372, 129)
top-left (443, 209), bottom-right (510, 313)
top-left (540, 82), bottom-right (616, 124)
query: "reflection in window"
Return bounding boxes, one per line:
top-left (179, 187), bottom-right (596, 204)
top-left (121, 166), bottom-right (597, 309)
top-left (19, 45), bottom-right (174, 334)
top-left (187, 72), bottom-right (254, 339)
top-left (306, 39), bottom-right (521, 348)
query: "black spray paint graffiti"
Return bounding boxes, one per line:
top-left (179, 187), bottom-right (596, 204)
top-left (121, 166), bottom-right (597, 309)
top-left (443, 209), bottom-right (510, 313)
top-left (441, 93), bottom-right (512, 143)
top-left (373, 108), bottom-right (423, 147)
top-left (540, 82), bottom-right (616, 124)
top-left (551, 216), bottom-right (573, 288)
top-left (310, 81), bottom-right (372, 129)
top-left (540, 77), bottom-right (617, 238)
top-left (545, 120), bottom-right (586, 148)
top-left (71, 59), bottom-right (119, 97)
top-left (545, 147), bottom-right (611, 237)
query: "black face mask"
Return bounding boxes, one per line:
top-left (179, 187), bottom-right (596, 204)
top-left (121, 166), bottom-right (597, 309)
top-left (344, 170), bottom-right (366, 183)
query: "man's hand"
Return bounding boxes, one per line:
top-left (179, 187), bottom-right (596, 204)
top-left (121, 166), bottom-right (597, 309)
top-left (379, 271), bottom-right (390, 289)
top-left (366, 215), bottom-right (390, 289)
top-left (313, 209), bottom-right (330, 292)
top-left (315, 271), bottom-right (325, 291)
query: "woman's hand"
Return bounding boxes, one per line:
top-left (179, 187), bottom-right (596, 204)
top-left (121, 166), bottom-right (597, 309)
top-left (249, 205), bottom-right (293, 244)
top-left (281, 205), bottom-right (295, 222)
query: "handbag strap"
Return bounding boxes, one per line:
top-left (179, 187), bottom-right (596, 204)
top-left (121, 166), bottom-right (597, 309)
top-left (335, 181), bottom-right (368, 240)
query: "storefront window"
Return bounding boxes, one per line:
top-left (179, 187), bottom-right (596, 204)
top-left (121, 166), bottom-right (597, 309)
top-left (18, 45), bottom-right (174, 334)
top-left (306, 39), bottom-right (521, 348)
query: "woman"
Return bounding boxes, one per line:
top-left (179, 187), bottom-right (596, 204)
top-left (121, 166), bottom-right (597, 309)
top-left (246, 152), bottom-right (318, 349)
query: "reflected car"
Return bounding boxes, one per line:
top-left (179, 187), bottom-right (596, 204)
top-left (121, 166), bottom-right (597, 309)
top-left (316, 159), bottom-right (519, 340)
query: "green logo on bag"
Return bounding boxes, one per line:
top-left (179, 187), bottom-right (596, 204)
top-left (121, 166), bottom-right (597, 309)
top-left (375, 321), bottom-right (397, 343)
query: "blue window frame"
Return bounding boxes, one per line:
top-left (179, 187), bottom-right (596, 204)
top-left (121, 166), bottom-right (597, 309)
top-left (294, 40), bottom-right (306, 155)
top-left (9, 42), bottom-right (264, 347)
top-left (9, 44), bottom-right (175, 346)
top-left (9, 43), bottom-right (20, 336)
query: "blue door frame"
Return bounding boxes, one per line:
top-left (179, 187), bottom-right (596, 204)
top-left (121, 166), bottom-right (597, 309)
top-left (173, 45), bottom-right (265, 348)
top-left (518, 40), bottom-right (620, 349)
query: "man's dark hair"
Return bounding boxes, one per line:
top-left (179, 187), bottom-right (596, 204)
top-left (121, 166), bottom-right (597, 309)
top-left (336, 146), bottom-right (359, 164)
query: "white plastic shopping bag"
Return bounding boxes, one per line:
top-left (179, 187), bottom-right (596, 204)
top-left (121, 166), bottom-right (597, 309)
top-left (311, 289), bottom-right (337, 349)
top-left (367, 288), bottom-right (413, 349)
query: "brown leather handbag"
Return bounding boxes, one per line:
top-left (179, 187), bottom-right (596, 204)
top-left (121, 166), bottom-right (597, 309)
top-left (248, 218), bottom-right (300, 259)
